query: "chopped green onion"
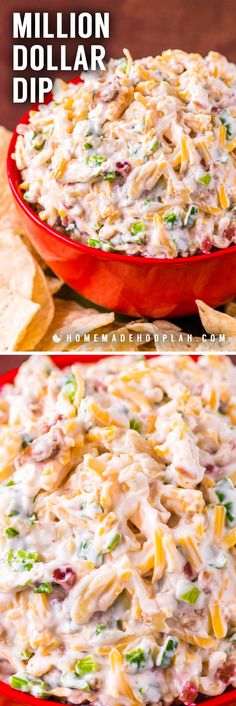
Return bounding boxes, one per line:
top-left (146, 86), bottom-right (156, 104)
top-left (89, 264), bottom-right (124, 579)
top-left (77, 540), bottom-right (102, 567)
top-left (184, 205), bottom-right (198, 228)
top-left (121, 61), bottom-right (127, 73)
top-left (84, 142), bottom-right (93, 150)
top-left (33, 582), bottom-right (52, 594)
top-left (130, 221), bottom-right (144, 236)
top-left (5, 527), bottom-right (19, 537)
top-left (29, 513), bottom-right (37, 525)
top-left (6, 480), bottom-right (15, 486)
top-left (106, 531), bottom-right (121, 551)
top-left (209, 551), bottom-right (228, 569)
top-left (175, 579), bottom-right (200, 605)
top-left (125, 648), bottom-right (146, 669)
top-left (129, 418), bottom-right (142, 432)
top-left (75, 656), bottom-right (97, 677)
top-left (198, 173), bottom-right (211, 186)
top-left (8, 549), bottom-right (41, 571)
top-left (156, 636), bottom-right (179, 667)
top-left (126, 648), bottom-right (145, 667)
top-left (88, 238), bottom-right (115, 252)
top-left (215, 477), bottom-right (236, 526)
top-left (63, 373), bottom-right (76, 403)
top-left (104, 171), bottom-right (118, 181)
top-left (163, 212), bottom-right (178, 227)
top-left (21, 433), bottom-right (34, 449)
top-left (78, 540), bottom-right (90, 560)
top-left (86, 155), bottom-right (106, 166)
top-left (20, 650), bottom-right (33, 661)
top-left (32, 135), bottom-right (45, 151)
top-left (79, 502), bottom-right (103, 519)
top-left (96, 623), bottom-right (106, 635)
top-left (150, 139), bottom-right (159, 154)
top-left (10, 675), bottom-right (30, 693)
top-left (219, 111), bottom-right (233, 139)
top-left (7, 510), bottom-right (19, 517)
top-left (122, 233), bottom-right (142, 244)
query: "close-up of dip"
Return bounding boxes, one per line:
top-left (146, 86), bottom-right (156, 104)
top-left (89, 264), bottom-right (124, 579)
top-left (14, 49), bottom-right (236, 258)
top-left (0, 354), bottom-right (235, 705)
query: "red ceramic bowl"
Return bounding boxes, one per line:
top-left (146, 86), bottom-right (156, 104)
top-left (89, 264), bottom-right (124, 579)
top-left (0, 354), bottom-right (235, 706)
top-left (7, 81), bottom-right (236, 320)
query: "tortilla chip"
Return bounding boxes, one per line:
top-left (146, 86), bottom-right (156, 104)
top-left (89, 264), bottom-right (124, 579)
top-left (46, 275), bottom-right (63, 296)
top-left (225, 300), bottom-right (236, 318)
top-left (0, 127), bottom-right (25, 233)
top-left (196, 299), bottom-right (236, 336)
top-left (196, 337), bottom-right (236, 351)
top-left (18, 262), bottom-right (55, 351)
top-left (35, 298), bottom-right (115, 351)
top-left (0, 229), bottom-right (36, 299)
top-left (0, 285), bottom-right (39, 351)
top-left (72, 325), bottom-right (140, 351)
top-left (126, 321), bottom-right (193, 351)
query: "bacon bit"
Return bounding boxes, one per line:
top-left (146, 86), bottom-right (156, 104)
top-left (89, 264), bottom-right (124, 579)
top-left (200, 157), bottom-right (207, 169)
top-left (41, 414), bottom-right (65, 435)
top-left (179, 682), bottom-right (198, 705)
top-left (29, 428), bottom-right (63, 463)
top-left (223, 224), bottom-right (236, 242)
top-left (96, 81), bottom-right (119, 103)
top-left (115, 160), bottom-right (132, 177)
top-left (93, 380), bottom-right (108, 392)
top-left (200, 236), bottom-right (212, 253)
top-left (183, 562), bottom-right (196, 580)
top-left (53, 567), bottom-right (76, 591)
top-left (216, 662), bottom-right (236, 684)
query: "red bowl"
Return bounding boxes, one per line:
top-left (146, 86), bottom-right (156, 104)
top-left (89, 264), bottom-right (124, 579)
top-left (0, 354), bottom-right (235, 706)
top-left (7, 81), bottom-right (236, 320)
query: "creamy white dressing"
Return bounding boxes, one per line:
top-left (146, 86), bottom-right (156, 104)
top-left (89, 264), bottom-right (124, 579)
top-left (14, 49), bottom-right (236, 258)
top-left (0, 355), bottom-right (235, 705)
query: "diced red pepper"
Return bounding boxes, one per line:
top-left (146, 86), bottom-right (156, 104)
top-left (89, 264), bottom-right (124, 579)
top-left (183, 562), bottom-right (196, 580)
top-left (179, 682), bottom-right (198, 705)
top-left (223, 224), bottom-right (236, 242)
top-left (200, 236), bottom-right (212, 253)
top-left (216, 662), bottom-right (236, 684)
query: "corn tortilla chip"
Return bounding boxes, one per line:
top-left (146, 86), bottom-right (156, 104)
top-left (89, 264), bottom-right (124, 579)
top-left (18, 262), bottom-right (54, 351)
top-left (225, 300), bottom-right (236, 318)
top-left (0, 286), bottom-right (39, 351)
top-left (0, 229), bottom-right (36, 299)
top-left (72, 325), bottom-right (139, 352)
top-left (46, 275), bottom-right (63, 296)
top-left (126, 321), bottom-right (192, 351)
top-left (196, 299), bottom-right (236, 336)
top-left (0, 127), bottom-right (25, 233)
top-left (196, 338), bottom-right (236, 351)
top-left (35, 298), bottom-right (115, 351)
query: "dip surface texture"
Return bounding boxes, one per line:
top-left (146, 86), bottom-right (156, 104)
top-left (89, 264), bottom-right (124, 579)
top-left (0, 354), bottom-right (236, 704)
top-left (14, 50), bottom-right (236, 258)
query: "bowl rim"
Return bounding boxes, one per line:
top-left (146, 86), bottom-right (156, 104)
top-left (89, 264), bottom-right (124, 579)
top-left (7, 78), bottom-right (236, 267)
top-left (0, 355), bottom-right (235, 706)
